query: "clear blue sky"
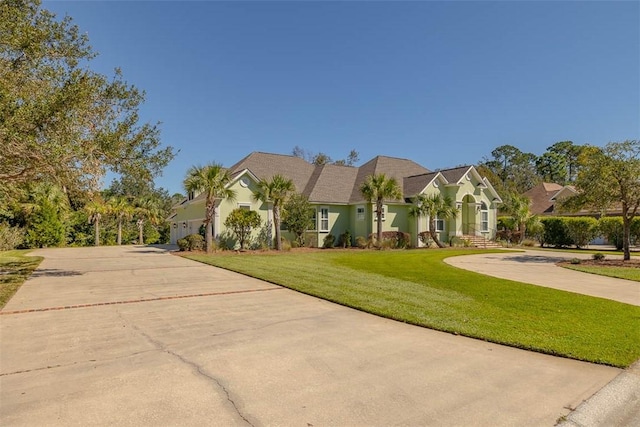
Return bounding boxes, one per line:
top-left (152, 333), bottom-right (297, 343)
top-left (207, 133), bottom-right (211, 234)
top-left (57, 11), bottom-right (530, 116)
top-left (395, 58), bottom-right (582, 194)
top-left (45, 1), bottom-right (639, 196)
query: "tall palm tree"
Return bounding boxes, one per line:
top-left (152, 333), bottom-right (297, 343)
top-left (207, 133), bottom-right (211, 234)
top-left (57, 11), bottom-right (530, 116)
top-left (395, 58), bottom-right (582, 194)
top-left (134, 196), bottom-right (163, 246)
top-left (183, 163), bottom-right (236, 253)
top-left (359, 174), bottom-right (403, 246)
top-left (85, 199), bottom-right (106, 246)
top-left (253, 174), bottom-right (295, 250)
top-left (501, 193), bottom-right (535, 244)
top-left (408, 194), bottom-right (458, 248)
top-left (107, 196), bottom-right (134, 245)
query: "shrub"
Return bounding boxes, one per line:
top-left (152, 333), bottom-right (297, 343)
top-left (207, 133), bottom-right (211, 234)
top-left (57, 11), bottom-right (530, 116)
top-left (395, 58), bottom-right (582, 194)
top-left (598, 217), bottom-right (624, 250)
top-left (322, 234), bottom-right (335, 248)
top-left (338, 230), bottom-right (352, 248)
top-left (418, 231), bottom-right (433, 247)
top-left (186, 233), bottom-right (204, 251)
top-left (521, 239), bottom-right (537, 247)
top-left (369, 231), bottom-right (411, 249)
top-left (564, 217), bottom-right (599, 248)
top-left (570, 258), bottom-right (581, 265)
top-left (540, 217), bottom-right (573, 248)
top-left (177, 238), bottom-right (189, 251)
top-left (0, 223), bottom-right (24, 251)
top-left (593, 253), bottom-right (605, 261)
top-left (355, 236), bottom-right (369, 249)
top-left (290, 240), bottom-right (300, 248)
top-left (281, 239), bottom-right (292, 251)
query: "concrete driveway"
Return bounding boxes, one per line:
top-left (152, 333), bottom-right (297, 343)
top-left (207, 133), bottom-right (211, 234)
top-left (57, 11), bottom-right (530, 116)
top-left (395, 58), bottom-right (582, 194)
top-left (0, 246), bottom-right (619, 426)
top-left (445, 250), bottom-right (640, 306)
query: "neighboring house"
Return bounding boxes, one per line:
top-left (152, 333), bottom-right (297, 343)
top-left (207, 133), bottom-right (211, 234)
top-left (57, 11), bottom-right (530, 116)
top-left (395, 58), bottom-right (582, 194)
top-left (169, 152), bottom-right (502, 248)
top-left (524, 182), bottom-right (622, 217)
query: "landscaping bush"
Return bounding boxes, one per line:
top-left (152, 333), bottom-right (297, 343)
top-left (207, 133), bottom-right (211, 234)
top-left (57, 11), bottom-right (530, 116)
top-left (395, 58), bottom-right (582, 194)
top-left (322, 234), bottom-right (335, 248)
top-left (177, 238), bottom-right (188, 251)
top-left (338, 230), bottom-right (352, 248)
top-left (540, 217), bottom-right (573, 248)
top-left (593, 253), bottom-right (605, 261)
top-left (564, 217), bottom-right (599, 248)
top-left (418, 231), bottom-right (433, 247)
top-left (355, 236), bottom-right (369, 249)
top-left (0, 223), bottom-right (23, 251)
top-left (178, 234), bottom-right (205, 251)
top-left (598, 217), bottom-right (625, 250)
top-left (369, 231), bottom-right (411, 249)
top-left (570, 258), bottom-right (581, 265)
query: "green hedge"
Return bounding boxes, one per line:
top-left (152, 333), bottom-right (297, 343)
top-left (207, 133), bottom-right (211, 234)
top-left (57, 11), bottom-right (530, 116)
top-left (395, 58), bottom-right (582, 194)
top-left (540, 216), bottom-right (640, 248)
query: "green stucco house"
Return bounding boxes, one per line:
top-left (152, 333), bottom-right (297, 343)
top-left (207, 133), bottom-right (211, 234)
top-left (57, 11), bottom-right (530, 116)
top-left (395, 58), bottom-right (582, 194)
top-left (168, 152), bottom-right (502, 248)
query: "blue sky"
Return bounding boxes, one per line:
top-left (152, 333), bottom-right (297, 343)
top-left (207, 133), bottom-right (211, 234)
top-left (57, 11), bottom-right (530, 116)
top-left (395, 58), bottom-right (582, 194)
top-left (45, 1), bottom-right (639, 196)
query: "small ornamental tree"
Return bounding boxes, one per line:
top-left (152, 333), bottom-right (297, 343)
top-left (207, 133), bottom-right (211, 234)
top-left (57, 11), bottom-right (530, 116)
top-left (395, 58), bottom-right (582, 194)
top-left (224, 208), bottom-right (261, 250)
top-left (282, 194), bottom-right (314, 246)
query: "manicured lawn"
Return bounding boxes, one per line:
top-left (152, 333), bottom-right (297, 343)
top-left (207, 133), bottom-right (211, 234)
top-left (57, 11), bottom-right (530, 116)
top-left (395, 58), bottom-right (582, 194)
top-left (563, 264), bottom-right (640, 282)
top-left (186, 249), bottom-right (640, 368)
top-left (527, 246), bottom-right (640, 257)
top-left (0, 250), bottom-right (42, 309)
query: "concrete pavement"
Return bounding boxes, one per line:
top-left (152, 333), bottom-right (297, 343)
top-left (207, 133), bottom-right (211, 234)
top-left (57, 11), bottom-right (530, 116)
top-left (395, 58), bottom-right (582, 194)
top-left (444, 250), bottom-right (640, 306)
top-left (0, 246), bottom-right (623, 426)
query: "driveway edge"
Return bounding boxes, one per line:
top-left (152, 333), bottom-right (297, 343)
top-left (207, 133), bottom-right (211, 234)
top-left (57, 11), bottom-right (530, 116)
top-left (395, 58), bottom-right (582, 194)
top-left (558, 359), bottom-right (640, 426)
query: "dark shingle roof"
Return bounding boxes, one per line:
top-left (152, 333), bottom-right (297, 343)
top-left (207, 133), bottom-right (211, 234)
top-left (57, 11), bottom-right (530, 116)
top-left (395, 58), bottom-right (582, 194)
top-left (305, 164), bottom-right (359, 203)
top-left (349, 156), bottom-right (430, 203)
top-left (227, 152), bottom-right (315, 192)
top-left (224, 152), bottom-right (433, 205)
top-left (523, 182), bottom-right (564, 215)
top-left (403, 172), bottom-right (439, 198)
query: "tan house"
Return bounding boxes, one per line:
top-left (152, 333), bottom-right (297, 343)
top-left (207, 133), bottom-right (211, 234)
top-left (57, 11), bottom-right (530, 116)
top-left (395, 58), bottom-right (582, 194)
top-left (169, 152), bottom-right (502, 248)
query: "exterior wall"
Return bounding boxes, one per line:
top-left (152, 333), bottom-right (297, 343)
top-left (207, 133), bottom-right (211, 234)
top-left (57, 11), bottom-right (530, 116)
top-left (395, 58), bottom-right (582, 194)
top-left (312, 204), bottom-right (350, 247)
top-left (171, 200), bottom-right (205, 243)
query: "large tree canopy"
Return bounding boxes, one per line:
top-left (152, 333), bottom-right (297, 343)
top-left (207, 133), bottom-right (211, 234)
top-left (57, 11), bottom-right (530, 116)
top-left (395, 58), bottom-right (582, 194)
top-left (560, 140), bottom-right (640, 260)
top-left (0, 0), bottom-right (174, 197)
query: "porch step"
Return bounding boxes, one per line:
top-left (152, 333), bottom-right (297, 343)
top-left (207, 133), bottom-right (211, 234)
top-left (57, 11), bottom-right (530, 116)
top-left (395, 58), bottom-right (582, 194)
top-left (460, 235), bottom-right (502, 249)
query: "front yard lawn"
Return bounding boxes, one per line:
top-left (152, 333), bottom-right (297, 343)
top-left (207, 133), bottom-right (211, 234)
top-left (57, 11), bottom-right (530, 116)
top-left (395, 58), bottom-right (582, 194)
top-left (562, 263), bottom-right (640, 282)
top-left (0, 250), bottom-right (42, 309)
top-left (186, 249), bottom-right (640, 368)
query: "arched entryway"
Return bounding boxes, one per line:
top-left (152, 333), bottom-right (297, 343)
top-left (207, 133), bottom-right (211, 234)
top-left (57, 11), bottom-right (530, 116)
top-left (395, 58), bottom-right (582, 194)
top-left (461, 194), bottom-right (477, 235)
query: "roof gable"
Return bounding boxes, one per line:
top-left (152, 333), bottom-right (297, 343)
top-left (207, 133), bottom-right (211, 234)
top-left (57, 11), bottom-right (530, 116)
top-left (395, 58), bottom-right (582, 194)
top-left (349, 156), bottom-right (430, 202)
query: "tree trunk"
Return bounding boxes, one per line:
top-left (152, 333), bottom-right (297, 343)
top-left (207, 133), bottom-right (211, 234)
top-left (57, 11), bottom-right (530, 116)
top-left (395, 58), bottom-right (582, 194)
top-left (274, 204), bottom-right (282, 250)
top-left (94, 220), bottom-right (100, 246)
top-left (429, 218), bottom-right (445, 248)
top-left (205, 221), bottom-right (213, 254)
top-left (138, 220), bottom-right (144, 245)
top-left (622, 206), bottom-right (631, 261)
top-left (117, 219), bottom-right (122, 245)
top-left (376, 199), bottom-right (383, 247)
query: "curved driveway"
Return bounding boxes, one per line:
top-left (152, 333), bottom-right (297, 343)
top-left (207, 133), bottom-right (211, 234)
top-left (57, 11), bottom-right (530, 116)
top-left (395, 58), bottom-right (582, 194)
top-left (445, 250), bottom-right (640, 306)
top-left (0, 246), bottom-right (621, 426)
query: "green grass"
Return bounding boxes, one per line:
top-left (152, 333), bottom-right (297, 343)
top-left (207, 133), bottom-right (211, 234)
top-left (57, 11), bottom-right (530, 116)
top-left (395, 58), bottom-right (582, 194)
top-left (527, 246), bottom-right (640, 257)
top-left (562, 264), bottom-right (640, 282)
top-left (0, 250), bottom-right (43, 309)
top-left (186, 249), bottom-right (640, 368)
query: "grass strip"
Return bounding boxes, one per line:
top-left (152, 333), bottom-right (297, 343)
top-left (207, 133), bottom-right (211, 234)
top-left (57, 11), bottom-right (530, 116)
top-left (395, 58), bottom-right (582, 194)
top-left (562, 265), bottom-right (640, 282)
top-left (0, 250), bottom-right (43, 309)
top-left (186, 249), bottom-right (640, 368)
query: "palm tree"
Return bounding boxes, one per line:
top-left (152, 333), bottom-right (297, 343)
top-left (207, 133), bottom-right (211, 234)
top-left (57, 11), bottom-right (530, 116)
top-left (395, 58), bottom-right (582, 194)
top-left (85, 199), bottom-right (106, 246)
top-left (134, 196), bottom-right (163, 245)
top-left (253, 174), bottom-right (295, 250)
top-left (501, 193), bottom-right (535, 244)
top-left (359, 174), bottom-right (403, 246)
top-left (107, 196), bottom-right (134, 245)
top-left (408, 194), bottom-right (458, 248)
top-left (183, 163), bottom-right (236, 253)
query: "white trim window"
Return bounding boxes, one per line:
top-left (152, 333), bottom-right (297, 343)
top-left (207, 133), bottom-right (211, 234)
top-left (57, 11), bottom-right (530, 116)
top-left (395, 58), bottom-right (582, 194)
top-left (356, 205), bottom-right (365, 221)
top-left (319, 207), bottom-right (329, 232)
top-left (435, 216), bottom-right (445, 232)
top-left (374, 205), bottom-right (386, 221)
top-left (238, 203), bottom-right (251, 211)
top-left (308, 209), bottom-right (317, 231)
top-left (480, 202), bottom-right (489, 232)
